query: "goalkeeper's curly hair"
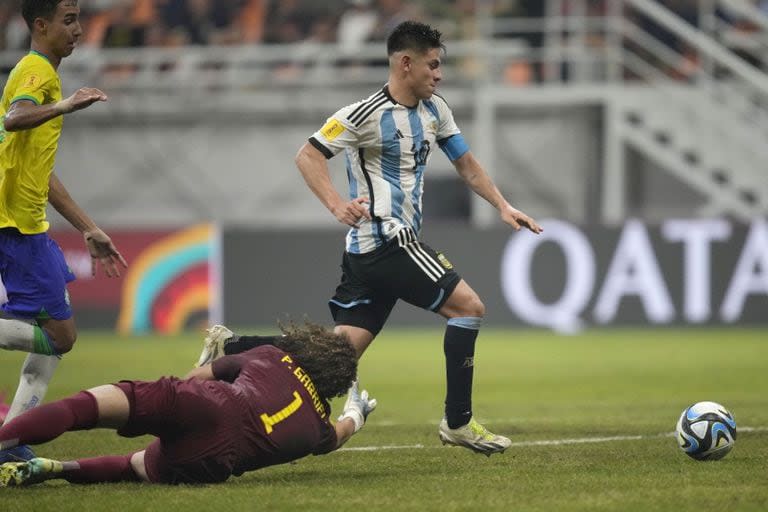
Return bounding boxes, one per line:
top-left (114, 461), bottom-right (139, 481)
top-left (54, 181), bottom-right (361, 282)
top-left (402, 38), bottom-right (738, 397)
top-left (274, 322), bottom-right (357, 400)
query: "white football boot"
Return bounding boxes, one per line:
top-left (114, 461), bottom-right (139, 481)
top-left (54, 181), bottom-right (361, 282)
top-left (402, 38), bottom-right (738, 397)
top-left (438, 417), bottom-right (511, 457)
top-left (195, 325), bottom-right (234, 367)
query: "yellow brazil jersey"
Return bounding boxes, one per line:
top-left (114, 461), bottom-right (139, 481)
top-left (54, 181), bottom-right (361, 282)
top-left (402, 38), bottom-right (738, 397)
top-left (0, 50), bottom-right (63, 234)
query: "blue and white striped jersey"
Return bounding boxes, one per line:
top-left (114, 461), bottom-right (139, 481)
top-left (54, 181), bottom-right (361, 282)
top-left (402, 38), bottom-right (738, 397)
top-left (309, 85), bottom-right (469, 254)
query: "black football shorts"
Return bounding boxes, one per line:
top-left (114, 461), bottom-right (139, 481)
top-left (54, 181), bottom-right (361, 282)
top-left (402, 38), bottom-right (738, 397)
top-left (329, 228), bottom-right (461, 335)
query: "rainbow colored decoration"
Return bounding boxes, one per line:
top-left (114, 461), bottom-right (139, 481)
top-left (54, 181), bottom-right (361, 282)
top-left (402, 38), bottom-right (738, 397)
top-left (117, 224), bottom-right (218, 334)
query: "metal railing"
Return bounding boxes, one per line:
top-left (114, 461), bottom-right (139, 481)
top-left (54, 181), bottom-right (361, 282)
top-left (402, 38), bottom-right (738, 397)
top-left (0, 1), bottom-right (764, 103)
top-left (1, 0), bottom-right (766, 222)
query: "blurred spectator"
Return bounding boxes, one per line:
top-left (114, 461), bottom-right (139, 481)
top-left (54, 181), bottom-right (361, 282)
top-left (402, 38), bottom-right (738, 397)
top-left (367, 0), bottom-right (423, 42)
top-left (160, 0), bottom-right (243, 46)
top-left (1, 0), bottom-right (27, 52)
top-left (631, 0), bottom-right (701, 81)
top-left (495, 0), bottom-right (546, 84)
top-left (0, 2), bottom-right (13, 51)
top-left (716, 1), bottom-right (767, 70)
top-left (337, 0), bottom-right (377, 57)
top-left (263, 0), bottom-right (311, 44)
top-left (86, 0), bottom-right (150, 48)
top-left (307, 13), bottom-right (338, 45)
top-left (236, 0), bottom-right (267, 44)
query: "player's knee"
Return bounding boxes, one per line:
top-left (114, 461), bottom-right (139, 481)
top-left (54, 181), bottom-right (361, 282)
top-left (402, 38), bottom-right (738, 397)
top-left (442, 289), bottom-right (486, 319)
top-left (130, 451), bottom-right (151, 482)
top-left (50, 332), bottom-right (77, 354)
top-left (453, 289), bottom-right (485, 318)
top-left (450, 297), bottom-right (485, 319)
top-left (465, 296), bottom-right (485, 318)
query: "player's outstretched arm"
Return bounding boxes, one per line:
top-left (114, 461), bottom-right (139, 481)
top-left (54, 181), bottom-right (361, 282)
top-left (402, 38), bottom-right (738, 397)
top-left (452, 151), bottom-right (543, 234)
top-left (48, 174), bottom-right (128, 277)
top-left (57, 87), bottom-right (109, 114)
top-left (333, 381), bottom-right (377, 449)
top-left (2, 88), bottom-right (107, 132)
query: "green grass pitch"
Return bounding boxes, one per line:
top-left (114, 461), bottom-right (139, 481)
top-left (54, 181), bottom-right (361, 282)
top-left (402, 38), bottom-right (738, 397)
top-left (1, 328), bottom-right (766, 511)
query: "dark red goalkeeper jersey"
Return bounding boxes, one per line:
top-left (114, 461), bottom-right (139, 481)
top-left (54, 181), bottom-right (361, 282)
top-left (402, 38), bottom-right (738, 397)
top-left (211, 345), bottom-right (338, 475)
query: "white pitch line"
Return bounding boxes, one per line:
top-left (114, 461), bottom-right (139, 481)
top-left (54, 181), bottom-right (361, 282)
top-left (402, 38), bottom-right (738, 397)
top-left (340, 444), bottom-right (425, 452)
top-left (339, 426), bottom-right (768, 452)
top-left (510, 434), bottom-right (647, 447)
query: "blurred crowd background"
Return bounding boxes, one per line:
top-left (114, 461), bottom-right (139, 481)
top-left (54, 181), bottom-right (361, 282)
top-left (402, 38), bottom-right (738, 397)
top-left (0, 1), bottom-right (762, 51)
top-left (2, 1), bottom-right (767, 83)
top-left (0, 0), bottom-right (561, 49)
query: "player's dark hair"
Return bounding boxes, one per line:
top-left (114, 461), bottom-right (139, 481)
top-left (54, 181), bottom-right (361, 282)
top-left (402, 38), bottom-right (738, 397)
top-left (275, 322), bottom-right (357, 400)
top-left (22, 0), bottom-right (69, 30)
top-left (387, 20), bottom-right (445, 56)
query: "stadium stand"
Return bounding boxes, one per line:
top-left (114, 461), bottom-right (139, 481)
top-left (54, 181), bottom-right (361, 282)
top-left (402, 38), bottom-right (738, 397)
top-left (2, 0), bottom-right (767, 227)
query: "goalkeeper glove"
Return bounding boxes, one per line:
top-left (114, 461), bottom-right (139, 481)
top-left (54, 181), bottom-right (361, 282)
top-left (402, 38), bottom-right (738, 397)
top-left (338, 380), bottom-right (377, 432)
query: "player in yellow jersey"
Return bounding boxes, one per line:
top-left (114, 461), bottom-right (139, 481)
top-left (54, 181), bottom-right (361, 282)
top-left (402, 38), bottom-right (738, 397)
top-left (0, 0), bottom-right (127, 462)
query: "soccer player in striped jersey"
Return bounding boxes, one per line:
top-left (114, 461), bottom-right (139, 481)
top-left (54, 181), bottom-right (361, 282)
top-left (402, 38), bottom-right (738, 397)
top-left (0, 0), bottom-right (126, 463)
top-left (299, 19), bottom-right (543, 456)
top-left (197, 20), bottom-right (543, 456)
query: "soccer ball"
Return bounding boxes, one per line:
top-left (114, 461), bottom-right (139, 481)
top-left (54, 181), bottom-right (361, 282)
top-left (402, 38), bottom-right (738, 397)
top-left (675, 401), bottom-right (737, 461)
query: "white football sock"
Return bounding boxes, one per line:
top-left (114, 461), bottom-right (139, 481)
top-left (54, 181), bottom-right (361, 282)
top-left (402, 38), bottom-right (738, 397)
top-left (0, 318), bottom-right (36, 352)
top-left (4, 353), bottom-right (60, 423)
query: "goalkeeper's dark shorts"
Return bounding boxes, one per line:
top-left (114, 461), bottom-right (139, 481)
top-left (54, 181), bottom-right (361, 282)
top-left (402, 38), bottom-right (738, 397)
top-left (329, 228), bottom-right (461, 336)
top-left (116, 378), bottom-right (238, 484)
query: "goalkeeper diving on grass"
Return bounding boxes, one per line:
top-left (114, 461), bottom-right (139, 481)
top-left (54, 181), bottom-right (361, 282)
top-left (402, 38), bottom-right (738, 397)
top-left (0, 324), bottom-right (376, 486)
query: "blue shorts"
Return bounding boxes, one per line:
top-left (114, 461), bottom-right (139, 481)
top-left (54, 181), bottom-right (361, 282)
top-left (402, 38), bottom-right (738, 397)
top-left (0, 228), bottom-right (76, 321)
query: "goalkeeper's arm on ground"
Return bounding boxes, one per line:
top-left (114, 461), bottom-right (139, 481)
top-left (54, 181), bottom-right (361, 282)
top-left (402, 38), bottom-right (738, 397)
top-left (334, 381), bottom-right (377, 449)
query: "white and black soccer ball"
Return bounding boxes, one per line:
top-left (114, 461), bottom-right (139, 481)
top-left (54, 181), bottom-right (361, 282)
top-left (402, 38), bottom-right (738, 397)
top-left (675, 401), bottom-right (737, 461)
